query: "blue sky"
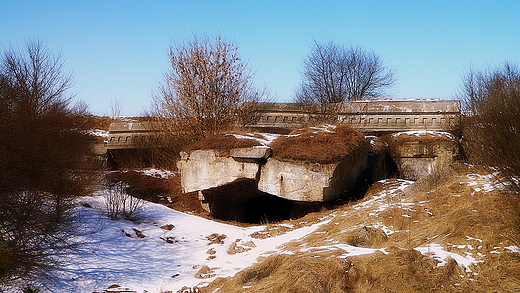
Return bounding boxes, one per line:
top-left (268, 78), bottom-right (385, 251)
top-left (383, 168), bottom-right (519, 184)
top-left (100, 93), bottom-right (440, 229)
top-left (2, 1), bottom-right (520, 116)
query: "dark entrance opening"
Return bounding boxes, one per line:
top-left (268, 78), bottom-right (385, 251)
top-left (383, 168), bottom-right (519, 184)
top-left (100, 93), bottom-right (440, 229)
top-left (200, 152), bottom-right (399, 224)
top-left (242, 193), bottom-right (294, 223)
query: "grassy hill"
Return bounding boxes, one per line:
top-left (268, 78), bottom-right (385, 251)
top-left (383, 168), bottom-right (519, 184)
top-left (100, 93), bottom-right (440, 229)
top-left (199, 164), bottom-right (520, 292)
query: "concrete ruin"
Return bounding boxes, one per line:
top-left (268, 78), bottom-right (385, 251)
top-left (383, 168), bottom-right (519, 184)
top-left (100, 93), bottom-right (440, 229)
top-left (177, 142), bottom-right (372, 222)
top-left (250, 100), bottom-right (460, 133)
top-left (107, 100), bottom-right (462, 222)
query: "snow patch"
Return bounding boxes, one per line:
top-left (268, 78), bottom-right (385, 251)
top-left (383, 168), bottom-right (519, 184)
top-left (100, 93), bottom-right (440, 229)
top-left (505, 246), bottom-right (520, 253)
top-left (30, 194), bottom-right (328, 293)
top-left (391, 130), bottom-right (456, 140)
top-left (414, 243), bottom-right (483, 273)
top-left (140, 168), bottom-right (175, 179)
top-left (86, 129), bottom-right (109, 138)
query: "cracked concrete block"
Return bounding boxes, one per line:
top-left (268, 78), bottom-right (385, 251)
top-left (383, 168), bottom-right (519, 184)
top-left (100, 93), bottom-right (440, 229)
top-left (258, 151), bottom-right (369, 202)
top-left (177, 149), bottom-right (262, 193)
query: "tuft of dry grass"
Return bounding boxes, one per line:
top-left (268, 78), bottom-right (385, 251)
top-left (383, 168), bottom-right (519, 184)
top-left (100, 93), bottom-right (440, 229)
top-left (270, 124), bottom-right (365, 164)
top-left (206, 254), bottom-right (353, 293)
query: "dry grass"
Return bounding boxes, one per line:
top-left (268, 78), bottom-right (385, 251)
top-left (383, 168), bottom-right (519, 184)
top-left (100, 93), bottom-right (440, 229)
top-left (206, 254), bottom-right (353, 293)
top-left (199, 165), bottom-right (520, 292)
top-left (270, 125), bottom-right (365, 164)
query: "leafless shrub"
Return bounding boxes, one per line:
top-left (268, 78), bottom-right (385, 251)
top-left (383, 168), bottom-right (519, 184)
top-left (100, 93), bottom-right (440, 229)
top-left (461, 62), bottom-right (520, 191)
top-left (0, 190), bottom-right (82, 284)
top-left (0, 40), bottom-right (97, 282)
top-left (103, 178), bottom-right (145, 220)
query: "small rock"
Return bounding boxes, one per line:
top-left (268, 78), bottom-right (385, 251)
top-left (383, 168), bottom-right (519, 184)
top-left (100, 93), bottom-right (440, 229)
top-left (133, 228), bottom-right (146, 238)
top-left (161, 224), bottom-right (175, 230)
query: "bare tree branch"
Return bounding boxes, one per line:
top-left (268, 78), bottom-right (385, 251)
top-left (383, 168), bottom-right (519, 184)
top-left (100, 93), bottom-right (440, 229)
top-left (294, 41), bottom-right (396, 103)
top-left (0, 40), bottom-right (96, 283)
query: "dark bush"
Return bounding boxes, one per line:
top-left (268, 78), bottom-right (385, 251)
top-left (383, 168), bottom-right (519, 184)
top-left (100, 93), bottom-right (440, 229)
top-left (0, 41), bottom-right (96, 282)
top-left (461, 62), bottom-right (520, 187)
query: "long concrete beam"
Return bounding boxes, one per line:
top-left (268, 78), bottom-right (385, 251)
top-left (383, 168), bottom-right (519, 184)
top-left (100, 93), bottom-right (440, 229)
top-left (106, 100), bottom-right (461, 150)
top-left (251, 100), bottom-right (460, 132)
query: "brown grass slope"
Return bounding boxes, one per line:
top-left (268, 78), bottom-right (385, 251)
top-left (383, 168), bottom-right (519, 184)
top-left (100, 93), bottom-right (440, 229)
top-left (201, 165), bottom-right (520, 293)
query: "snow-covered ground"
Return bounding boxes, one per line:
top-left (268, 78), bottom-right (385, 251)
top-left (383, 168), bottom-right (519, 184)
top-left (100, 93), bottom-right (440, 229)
top-left (6, 168), bottom-right (518, 292)
top-left (21, 190), bottom-right (324, 293)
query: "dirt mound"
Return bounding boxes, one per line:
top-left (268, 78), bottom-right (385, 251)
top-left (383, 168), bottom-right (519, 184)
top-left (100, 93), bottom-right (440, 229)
top-left (270, 124), bottom-right (365, 164)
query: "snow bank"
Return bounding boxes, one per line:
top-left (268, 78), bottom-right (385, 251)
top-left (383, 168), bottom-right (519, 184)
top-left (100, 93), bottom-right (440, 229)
top-left (31, 192), bottom-right (324, 293)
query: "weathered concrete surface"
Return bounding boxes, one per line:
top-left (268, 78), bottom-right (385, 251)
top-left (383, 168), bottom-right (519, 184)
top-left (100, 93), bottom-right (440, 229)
top-left (258, 145), bottom-right (369, 202)
top-left (178, 143), bottom-right (370, 204)
top-left (229, 146), bottom-right (272, 159)
top-left (106, 122), bottom-right (157, 150)
top-left (177, 129), bottom-right (461, 221)
top-left (387, 131), bottom-right (459, 180)
top-left (177, 149), bottom-right (263, 193)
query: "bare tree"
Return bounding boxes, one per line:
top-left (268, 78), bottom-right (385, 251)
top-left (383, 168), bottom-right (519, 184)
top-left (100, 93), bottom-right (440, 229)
top-left (109, 98), bottom-right (122, 118)
top-left (294, 40), bottom-right (396, 104)
top-left (0, 40), bottom-right (96, 282)
top-left (152, 35), bottom-right (267, 142)
top-left (461, 62), bottom-right (520, 189)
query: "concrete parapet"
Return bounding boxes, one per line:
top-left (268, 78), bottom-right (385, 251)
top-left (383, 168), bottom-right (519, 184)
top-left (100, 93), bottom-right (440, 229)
top-left (251, 100), bottom-right (460, 132)
top-left (338, 100), bottom-right (460, 113)
top-left (106, 122), bottom-right (158, 150)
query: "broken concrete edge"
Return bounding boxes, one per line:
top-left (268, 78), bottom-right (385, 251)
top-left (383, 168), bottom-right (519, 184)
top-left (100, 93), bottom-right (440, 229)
top-left (257, 146), bottom-right (371, 202)
top-left (179, 146), bottom-right (272, 160)
top-left (178, 141), bottom-right (373, 202)
top-left (229, 146), bottom-right (272, 159)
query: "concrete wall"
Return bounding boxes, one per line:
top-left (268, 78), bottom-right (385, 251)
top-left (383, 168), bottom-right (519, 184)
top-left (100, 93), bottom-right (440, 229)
top-left (106, 122), bottom-right (157, 150)
top-left (252, 100), bottom-right (460, 132)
